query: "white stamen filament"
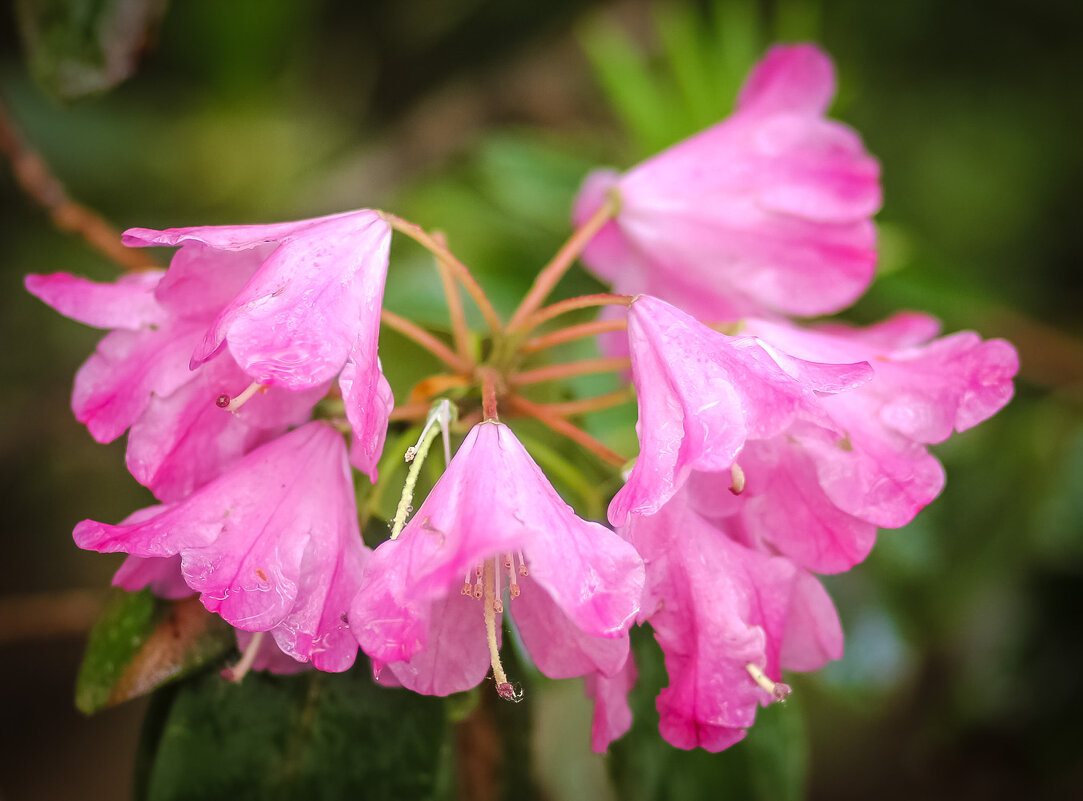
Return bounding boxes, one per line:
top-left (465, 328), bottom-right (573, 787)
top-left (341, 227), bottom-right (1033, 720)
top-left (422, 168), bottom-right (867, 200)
top-left (517, 550), bottom-right (528, 577)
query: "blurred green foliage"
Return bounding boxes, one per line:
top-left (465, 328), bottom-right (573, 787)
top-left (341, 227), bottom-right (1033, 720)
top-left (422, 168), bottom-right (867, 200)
top-left (1, 0), bottom-right (1081, 799)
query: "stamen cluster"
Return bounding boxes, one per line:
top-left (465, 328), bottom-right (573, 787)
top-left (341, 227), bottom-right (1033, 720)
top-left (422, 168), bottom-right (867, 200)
top-left (27, 43), bottom-right (1017, 752)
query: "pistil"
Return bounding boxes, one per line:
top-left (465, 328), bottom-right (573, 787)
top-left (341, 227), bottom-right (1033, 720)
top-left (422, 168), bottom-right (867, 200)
top-left (216, 381), bottom-right (266, 413)
top-left (222, 631), bottom-right (264, 683)
top-left (745, 663), bottom-right (791, 702)
top-left (482, 559), bottom-right (520, 701)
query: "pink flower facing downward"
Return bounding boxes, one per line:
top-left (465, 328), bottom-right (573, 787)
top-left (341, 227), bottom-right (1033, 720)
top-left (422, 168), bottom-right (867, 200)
top-left (25, 271), bottom-right (322, 501)
top-left (74, 422), bottom-right (369, 672)
top-left (573, 44), bottom-right (881, 321)
top-left (351, 421), bottom-right (645, 699)
top-left (620, 486), bottom-right (843, 752)
top-left (701, 314), bottom-right (1020, 573)
top-left (122, 209), bottom-right (395, 478)
top-left (610, 295), bottom-right (872, 526)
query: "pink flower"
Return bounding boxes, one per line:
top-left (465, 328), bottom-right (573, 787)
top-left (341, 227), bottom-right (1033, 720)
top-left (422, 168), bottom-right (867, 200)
top-left (573, 44), bottom-right (880, 320)
top-left (351, 421), bottom-right (644, 696)
top-left (25, 271), bottom-right (323, 500)
top-left (675, 313), bottom-right (1017, 575)
top-left (122, 210), bottom-right (392, 391)
top-left (723, 315), bottom-right (1020, 568)
top-left (122, 210), bottom-right (395, 478)
top-left (74, 422), bottom-right (369, 672)
top-left (622, 486), bottom-right (843, 752)
top-left (609, 295), bottom-right (871, 526)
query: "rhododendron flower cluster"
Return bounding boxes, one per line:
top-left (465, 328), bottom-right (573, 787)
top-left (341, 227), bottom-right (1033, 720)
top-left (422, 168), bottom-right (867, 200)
top-left (29, 43), bottom-right (1017, 756)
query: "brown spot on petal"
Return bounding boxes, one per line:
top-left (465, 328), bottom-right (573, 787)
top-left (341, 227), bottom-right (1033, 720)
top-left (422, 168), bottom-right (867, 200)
top-left (255, 568), bottom-right (268, 582)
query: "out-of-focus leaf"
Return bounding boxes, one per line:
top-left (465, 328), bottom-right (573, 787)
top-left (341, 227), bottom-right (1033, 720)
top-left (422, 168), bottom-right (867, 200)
top-left (75, 589), bottom-right (233, 714)
top-left (137, 668), bottom-right (453, 801)
top-left (578, 16), bottom-right (674, 156)
top-left (15, 0), bottom-right (168, 101)
top-left (609, 627), bottom-right (808, 801)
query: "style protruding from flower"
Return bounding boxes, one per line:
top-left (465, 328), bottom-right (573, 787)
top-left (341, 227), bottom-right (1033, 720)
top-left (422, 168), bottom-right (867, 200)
top-left (618, 484), bottom-right (843, 751)
top-left (573, 44), bottom-right (881, 321)
top-left (351, 421), bottom-right (645, 698)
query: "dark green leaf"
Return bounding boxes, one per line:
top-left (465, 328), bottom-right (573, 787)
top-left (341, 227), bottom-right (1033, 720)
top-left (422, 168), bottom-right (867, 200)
top-left (15, 0), bottom-right (168, 101)
top-left (76, 589), bottom-right (234, 714)
top-left (139, 668), bottom-right (453, 801)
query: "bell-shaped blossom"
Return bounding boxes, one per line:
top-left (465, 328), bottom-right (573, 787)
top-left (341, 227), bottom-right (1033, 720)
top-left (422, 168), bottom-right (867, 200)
top-left (622, 486), bottom-right (842, 751)
top-left (573, 44), bottom-right (880, 320)
top-left (74, 422), bottom-right (369, 672)
top-left (123, 210), bottom-right (392, 392)
top-left (745, 314), bottom-right (1017, 520)
top-left (122, 210), bottom-right (395, 477)
top-left (681, 313), bottom-right (1018, 574)
top-left (610, 295), bottom-right (871, 526)
top-left (26, 271), bottom-right (323, 500)
top-left (351, 421), bottom-right (644, 696)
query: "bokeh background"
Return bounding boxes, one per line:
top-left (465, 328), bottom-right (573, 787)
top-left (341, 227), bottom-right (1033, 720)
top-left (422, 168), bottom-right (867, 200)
top-left (1, 0), bottom-right (1081, 799)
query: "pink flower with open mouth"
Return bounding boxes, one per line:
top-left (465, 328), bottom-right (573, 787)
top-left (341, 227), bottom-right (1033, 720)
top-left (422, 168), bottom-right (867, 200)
top-left (573, 43), bottom-right (881, 321)
top-left (123, 210), bottom-right (396, 478)
top-left (25, 271), bottom-right (323, 500)
top-left (122, 210), bottom-right (392, 391)
top-left (610, 295), bottom-right (872, 526)
top-left (74, 422), bottom-right (368, 672)
top-left (703, 314), bottom-right (1020, 572)
top-left (351, 421), bottom-right (645, 698)
top-left (621, 486), bottom-right (843, 752)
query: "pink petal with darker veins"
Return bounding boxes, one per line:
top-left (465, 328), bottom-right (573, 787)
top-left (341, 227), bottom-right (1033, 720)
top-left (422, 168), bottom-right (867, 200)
top-left (622, 488), bottom-right (830, 752)
top-left (351, 421), bottom-right (643, 695)
top-left (610, 296), bottom-right (870, 526)
top-left (25, 271), bottom-right (165, 330)
top-left (125, 210), bottom-right (391, 391)
top-left (574, 44), bottom-right (881, 320)
top-left (126, 353), bottom-right (323, 502)
top-left (75, 423), bottom-right (367, 668)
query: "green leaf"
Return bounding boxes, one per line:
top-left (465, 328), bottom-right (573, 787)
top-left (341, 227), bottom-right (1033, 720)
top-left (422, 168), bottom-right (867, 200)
top-left (578, 17), bottom-right (675, 156)
top-left (75, 589), bottom-right (234, 714)
top-left (138, 668), bottom-right (453, 801)
top-left (15, 0), bottom-right (167, 101)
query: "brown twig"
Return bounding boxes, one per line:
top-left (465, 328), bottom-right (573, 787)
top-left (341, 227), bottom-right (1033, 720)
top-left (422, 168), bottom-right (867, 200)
top-left (0, 100), bottom-right (157, 273)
